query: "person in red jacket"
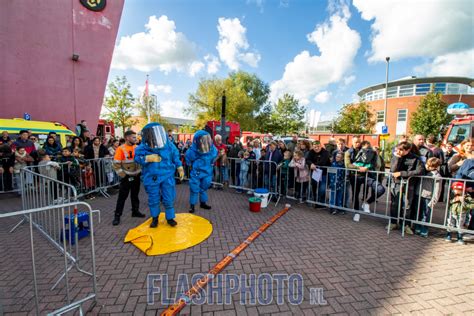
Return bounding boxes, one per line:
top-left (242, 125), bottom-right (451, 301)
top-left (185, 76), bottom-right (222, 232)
top-left (11, 130), bottom-right (36, 155)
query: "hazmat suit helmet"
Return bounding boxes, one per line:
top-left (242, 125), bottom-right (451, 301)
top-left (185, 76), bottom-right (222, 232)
top-left (195, 132), bottom-right (213, 153)
top-left (141, 123), bottom-right (167, 149)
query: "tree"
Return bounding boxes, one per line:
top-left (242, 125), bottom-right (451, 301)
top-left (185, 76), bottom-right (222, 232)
top-left (103, 76), bottom-right (137, 135)
top-left (188, 71), bottom-right (270, 131)
top-left (331, 101), bottom-right (375, 134)
top-left (410, 92), bottom-right (452, 137)
top-left (266, 94), bottom-right (306, 135)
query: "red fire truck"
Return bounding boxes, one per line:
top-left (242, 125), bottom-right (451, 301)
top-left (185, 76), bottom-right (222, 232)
top-left (442, 102), bottom-right (474, 147)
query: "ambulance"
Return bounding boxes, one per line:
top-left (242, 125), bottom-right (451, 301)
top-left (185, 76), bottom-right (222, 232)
top-left (0, 118), bottom-right (76, 147)
top-left (443, 102), bottom-right (474, 147)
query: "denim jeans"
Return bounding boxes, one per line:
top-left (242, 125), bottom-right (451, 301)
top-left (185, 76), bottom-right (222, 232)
top-left (264, 174), bottom-right (277, 192)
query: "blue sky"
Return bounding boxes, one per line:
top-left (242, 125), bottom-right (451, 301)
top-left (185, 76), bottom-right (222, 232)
top-left (107, 0), bottom-right (473, 122)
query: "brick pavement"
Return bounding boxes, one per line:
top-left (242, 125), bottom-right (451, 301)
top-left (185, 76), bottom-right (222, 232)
top-left (0, 184), bottom-right (473, 315)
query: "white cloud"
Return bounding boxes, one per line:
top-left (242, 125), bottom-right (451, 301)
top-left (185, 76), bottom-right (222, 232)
top-left (353, 0), bottom-right (473, 63)
top-left (344, 75), bottom-right (356, 85)
top-left (314, 91), bottom-right (332, 103)
top-left (270, 2), bottom-right (360, 104)
top-left (111, 15), bottom-right (200, 74)
top-left (216, 17), bottom-right (261, 70)
top-left (319, 111), bottom-right (338, 122)
top-left (204, 54), bottom-right (221, 74)
top-left (188, 61), bottom-right (205, 77)
top-left (161, 100), bottom-right (193, 119)
top-left (414, 49), bottom-right (474, 78)
top-left (138, 84), bottom-right (172, 95)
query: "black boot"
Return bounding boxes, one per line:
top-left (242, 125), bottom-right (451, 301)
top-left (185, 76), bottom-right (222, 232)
top-left (112, 215), bottom-right (120, 226)
top-left (131, 210), bottom-right (146, 218)
top-left (150, 217), bottom-right (159, 228)
top-left (189, 205), bottom-right (195, 213)
top-left (167, 219), bottom-right (177, 227)
top-left (200, 202), bottom-right (212, 210)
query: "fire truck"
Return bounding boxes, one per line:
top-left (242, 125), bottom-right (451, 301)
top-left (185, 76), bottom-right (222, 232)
top-left (204, 120), bottom-right (241, 144)
top-left (442, 102), bottom-right (474, 147)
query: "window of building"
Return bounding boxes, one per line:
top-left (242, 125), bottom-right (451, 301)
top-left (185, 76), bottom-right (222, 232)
top-left (386, 86), bottom-right (398, 98)
top-left (376, 111), bottom-right (385, 123)
top-left (399, 84), bottom-right (414, 97)
top-left (447, 83), bottom-right (460, 94)
top-left (397, 109), bottom-right (407, 122)
top-left (365, 91), bottom-right (374, 101)
top-left (373, 89), bottom-right (384, 100)
top-left (433, 83), bottom-right (446, 94)
top-left (415, 83), bottom-right (431, 95)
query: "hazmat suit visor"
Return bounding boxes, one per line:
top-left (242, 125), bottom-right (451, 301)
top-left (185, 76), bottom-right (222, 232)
top-left (141, 125), bottom-right (167, 149)
top-left (198, 134), bottom-right (213, 153)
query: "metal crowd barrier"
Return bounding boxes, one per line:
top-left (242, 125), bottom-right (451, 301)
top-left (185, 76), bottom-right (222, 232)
top-left (1, 201), bottom-right (98, 315)
top-left (24, 157), bottom-right (120, 199)
top-left (0, 168), bottom-right (19, 194)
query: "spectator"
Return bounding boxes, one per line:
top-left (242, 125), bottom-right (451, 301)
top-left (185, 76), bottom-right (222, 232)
top-left (28, 135), bottom-right (40, 151)
top-left (290, 150), bottom-right (309, 203)
top-left (324, 138), bottom-right (337, 158)
top-left (389, 142), bottom-right (424, 234)
top-left (167, 129), bottom-right (176, 146)
top-left (0, 144), bottom-right (15, 191)
top-left (454, 158), bottom-right (474, 230)
top-left (416, 157), bottom-right (442, 237)
top-left (344, 136), bottom-right (367, 211)
top-left (445, 181), bottom-right (474, 244)
top-left (238, 151), bottom-right (251, 192)
top-left (75, 120), bottom-right (87, 139)
top-left (217, 148), bottom-right (229, 188)
top-left (277, 150), bottom-right (292, 196)
top-left (38, 154), bottom-right (60, 198)
top-left (264, 141), bottom-right (283, 194)
top-left (59, 147), bottom-right (81, 187)
top-left (299, 140), bottom-right (311, 159)
top-left (213, 134), bottom-right (228, 186)
top-left (84, 137), bottom-right (110, 160)
top-left (108, 139), bottom-right (120, 156)
top-left (287, 135), bottom-right (298, 153)
top-left (332, 138), bottom-right (348, 161)
top-left (11, 130), bottom-right (36, 155)
top-left (69, 136), bottom-right (84, 154)
top-left (352, 141), bottom-right (378, 212)
top-left (47, 132), bottom-right (63, 150)
top-left (448, 139), bottom-right (473, 177)
top-left (412, 134), bottom-right (433, 163)
top-left (251, 139), bottom-right (262, 160)
top-left (328, 152), bottom-right (345, 215)
top-left (1, 131), bottom-right (11, 145)
top-left (43, 136), bottom-right (62, 160)
top-left (119, 138), bottom-right (126, 146)
top-left (278, 140), bottom-right (288, 156)
top-left (13, 146), bottom-right (34, 188)
top-left (228, 136), bottom-right (243, 186)
top-left (81, 129), bottom-right (92, 147)
top-left (307, 140), bottom-right (331, 205)
top-left (363, 146), bottom-right (386, 210)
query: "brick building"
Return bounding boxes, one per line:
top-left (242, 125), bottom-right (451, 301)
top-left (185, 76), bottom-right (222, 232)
top-left (358, 76), bottom-right (474, 140)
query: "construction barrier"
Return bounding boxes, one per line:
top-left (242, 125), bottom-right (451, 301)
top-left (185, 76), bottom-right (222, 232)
top-left (1, 201), bottom-right (98, 315)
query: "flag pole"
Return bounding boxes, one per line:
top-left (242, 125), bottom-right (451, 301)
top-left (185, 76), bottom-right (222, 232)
top-left (146, 74), bottom-right (150, 123)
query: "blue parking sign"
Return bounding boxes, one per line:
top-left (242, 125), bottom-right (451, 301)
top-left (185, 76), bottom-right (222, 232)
top-left (24, 113), bottom-right (31, 121)
top-left (381, 125), bottom-right (388, 134)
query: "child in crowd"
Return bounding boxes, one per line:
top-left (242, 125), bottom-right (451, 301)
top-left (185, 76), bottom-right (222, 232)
top-left (38, 154), bottom-right (61, 199)
top-left (446, 181), bottom-right (474, 244)
top-left (238, 151), bottom-right (250, 192)
top-left (290, 150), bottom-right (309, 203)
top-left (416, 157), bottom-right (442, 237)
top-left (256, 149), bottom-right (266, 188)
top-left (59, 147), bottom-right (80, 187)
top-left (278, 151), bottom-right (292, 196)
top-left (82, 161), bottom-right (96, 199)
top-left (13, 147), bottom-right (33, 189)
top-left (329, 152), bottom-right (346, 215)
top-left (218, 148), bottom-right (229, 188)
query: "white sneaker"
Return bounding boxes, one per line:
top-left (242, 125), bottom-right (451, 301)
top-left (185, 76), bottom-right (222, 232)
top-left (362, 203), bottom-right (370, 213)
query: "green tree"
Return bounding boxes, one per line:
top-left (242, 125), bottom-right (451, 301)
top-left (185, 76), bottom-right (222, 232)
top-left (331, 101), bottom-right (375, 134)
top-left (103, 76), bottom-right (137, 135)
top-left (410, 92), bottom-right (452, 137)
top-left (188, 71), bottom-right (270, 131)
top-left (267, 94), bottom-right (306, 135)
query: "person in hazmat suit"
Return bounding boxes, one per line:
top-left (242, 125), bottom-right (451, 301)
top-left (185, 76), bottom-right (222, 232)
top-left (134, 123), bottom-right (185, 228)
top-left (185, 130), bottom-right (218, 213)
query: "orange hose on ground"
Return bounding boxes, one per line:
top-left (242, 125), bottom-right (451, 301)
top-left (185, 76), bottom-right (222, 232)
top-left (160, 204), bottom-right (291, 316)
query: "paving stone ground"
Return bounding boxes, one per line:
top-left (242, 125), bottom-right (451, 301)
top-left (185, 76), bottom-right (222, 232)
top-left (0, 183), bottom-right (473, 315)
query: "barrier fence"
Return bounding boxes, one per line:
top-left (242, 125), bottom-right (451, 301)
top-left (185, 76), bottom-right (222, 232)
top-left (1, 201), bottom-right (98, 315)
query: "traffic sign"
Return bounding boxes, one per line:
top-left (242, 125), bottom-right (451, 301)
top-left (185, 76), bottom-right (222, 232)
top-left (23, 112), bottom-right (31, 121)
top-left (381, 125), bottom-right (388, 134)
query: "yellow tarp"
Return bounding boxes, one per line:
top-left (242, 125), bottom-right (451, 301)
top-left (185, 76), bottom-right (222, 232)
top-left (124, 213), bottom-right (213, 256)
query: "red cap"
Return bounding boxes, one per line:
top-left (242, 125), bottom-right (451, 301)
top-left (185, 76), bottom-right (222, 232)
top-left (451, 181), bottom-right (465, 191)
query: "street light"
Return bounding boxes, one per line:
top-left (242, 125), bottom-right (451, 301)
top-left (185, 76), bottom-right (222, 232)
top-left (383, 56), bottom-right (390, 128)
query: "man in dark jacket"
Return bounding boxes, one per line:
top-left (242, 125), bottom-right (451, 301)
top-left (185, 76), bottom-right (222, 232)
top-left (389, 141), bottom-right (425, 233)
top-left (11, 130), bottom-right (36, 155)
top-left (413, 134), bottom-right (433, 163)
top-left (0, 144), bottom-right (15, 191)
top-left (344, 136), bottom-right (367, 210)
top-left (264, 141), bottom-right (283, 193)
top-left (306, 140), bottom-right (331, 204)
top-left (228, 137), bottom-right (243, 186)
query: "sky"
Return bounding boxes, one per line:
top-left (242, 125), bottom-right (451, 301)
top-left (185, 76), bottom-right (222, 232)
top-left (107, 0), bottom-right (474, 123)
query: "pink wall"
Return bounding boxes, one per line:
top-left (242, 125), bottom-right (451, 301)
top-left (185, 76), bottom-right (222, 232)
top-left (0, 0), bottom-right (124, 132)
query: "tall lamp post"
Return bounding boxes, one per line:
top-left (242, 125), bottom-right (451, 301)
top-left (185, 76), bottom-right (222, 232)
top-left (382, 56), bottom-right (390, 156)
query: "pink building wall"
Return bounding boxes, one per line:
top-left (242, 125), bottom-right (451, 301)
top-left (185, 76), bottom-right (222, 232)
top-left (0, 0), bottom-right (124, 132)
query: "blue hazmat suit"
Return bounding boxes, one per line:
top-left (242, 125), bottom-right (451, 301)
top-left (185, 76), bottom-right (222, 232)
top-left (185, 131), bottom-right (218, 206)
top-left (134, 123), bottom-right (182, 220)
